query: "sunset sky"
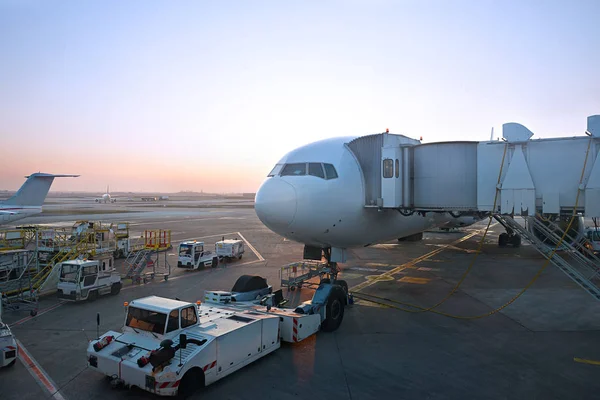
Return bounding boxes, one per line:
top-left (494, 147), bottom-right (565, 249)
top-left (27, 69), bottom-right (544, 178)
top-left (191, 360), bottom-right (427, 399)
top-left (1, 0), bottom-right (599, 193)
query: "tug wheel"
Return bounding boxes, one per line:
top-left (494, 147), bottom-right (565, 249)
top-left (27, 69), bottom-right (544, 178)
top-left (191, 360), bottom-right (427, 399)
top-left (321, 286), bottom-right (345, 332)
top-left (177, 367), bottom-right (204, 399)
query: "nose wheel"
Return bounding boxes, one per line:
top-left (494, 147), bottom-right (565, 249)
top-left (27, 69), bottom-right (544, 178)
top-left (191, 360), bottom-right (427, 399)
top-left (498, 232), bottom-right (521, 247)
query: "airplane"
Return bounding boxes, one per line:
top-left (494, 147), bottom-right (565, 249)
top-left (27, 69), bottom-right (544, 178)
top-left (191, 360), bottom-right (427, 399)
top-left (254, 136), bottom-right (480, 266)
top-left (0, 173), bottom-right (79, 226)
top-left (95, 185), bottom-right (116, 203)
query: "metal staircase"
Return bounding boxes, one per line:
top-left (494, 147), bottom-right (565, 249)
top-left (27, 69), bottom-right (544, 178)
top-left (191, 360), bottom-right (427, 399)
top-left (0, 255), bottom-right (39, 316)
top-left (494, 215), bottom-right (600, 300)
top-left (2, 236), bottom-right (93, 298)
top-left (124, 249), bottom-right (152, 281)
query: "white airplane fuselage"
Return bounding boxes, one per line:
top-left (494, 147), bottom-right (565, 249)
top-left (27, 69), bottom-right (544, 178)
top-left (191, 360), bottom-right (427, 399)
top-left (255, 137), bottom-right (453, 250)
top-left (0, 207), bottom-right (41, 225)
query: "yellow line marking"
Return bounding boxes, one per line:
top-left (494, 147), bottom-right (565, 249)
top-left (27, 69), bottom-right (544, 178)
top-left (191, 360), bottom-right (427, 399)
top-left (398, 276), bottom-right (431, 284)
top-left (365, 275), bottom-right (395, 282)
top-left (574, 357), bottom-right (600, 366)
top-left (349, 224), bottom-right (495, 293)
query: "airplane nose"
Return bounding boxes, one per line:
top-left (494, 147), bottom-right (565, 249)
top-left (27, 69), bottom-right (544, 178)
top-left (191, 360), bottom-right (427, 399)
top-left (255, 179), bottom-right (297, 231)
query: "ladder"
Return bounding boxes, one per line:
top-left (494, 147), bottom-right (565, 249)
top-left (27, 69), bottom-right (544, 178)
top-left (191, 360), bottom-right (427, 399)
top-left (0, 255), bottom-right (39, 316)
top-left (494, 215), bottom-right (600, 300)
top-left (124, 249), bottom-right (152, 282)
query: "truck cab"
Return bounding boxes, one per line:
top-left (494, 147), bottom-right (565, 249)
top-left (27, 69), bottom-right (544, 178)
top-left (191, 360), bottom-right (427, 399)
top-left (123, 296), bottom-right (199, 338)
top-left (585, 228), bottom-right (600, 254)
top-left (57, 256), bottom-right (121, 301)
top-left (178, 241), bottom-right (218, 269)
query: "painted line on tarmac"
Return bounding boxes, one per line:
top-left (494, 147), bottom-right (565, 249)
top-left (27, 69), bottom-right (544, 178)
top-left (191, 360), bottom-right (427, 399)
top-left (574, 357), bottom-right (600, 366)
top-left (16, 339), bottom-right (67, 400)
top-left (236, 231), bottom-right (265, 261)
top-left (349, 224), bottom-right (496, 293)
top-left (10, 301), bottom-right (66, 328)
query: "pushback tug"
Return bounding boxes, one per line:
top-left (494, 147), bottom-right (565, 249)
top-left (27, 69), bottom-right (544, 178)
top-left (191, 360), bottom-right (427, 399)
top-left (87, 274), bottom-right (348, 397)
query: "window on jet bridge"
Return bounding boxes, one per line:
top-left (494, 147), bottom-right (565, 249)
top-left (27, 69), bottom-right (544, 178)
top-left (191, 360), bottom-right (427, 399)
top-left (383, 159), bottom-right (393, 178)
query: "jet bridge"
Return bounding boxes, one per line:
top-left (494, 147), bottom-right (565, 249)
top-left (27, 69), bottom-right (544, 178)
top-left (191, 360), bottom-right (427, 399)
top-left (347, 115), bottom-right (600, 218)
top-left (348, 115), bottom-right (600, 301)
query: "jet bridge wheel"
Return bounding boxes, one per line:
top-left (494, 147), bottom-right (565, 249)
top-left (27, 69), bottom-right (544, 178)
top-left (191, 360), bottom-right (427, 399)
top-left (321, 286), bottom-right (346, 332)
top-left (177, 367), bottom-right (204, 399)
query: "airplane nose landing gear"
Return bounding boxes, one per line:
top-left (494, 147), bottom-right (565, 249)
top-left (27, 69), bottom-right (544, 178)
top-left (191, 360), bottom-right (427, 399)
top-left (498, 231), bottom-right (521, 247)
top-left (493, 215), bottom-right (522, 248)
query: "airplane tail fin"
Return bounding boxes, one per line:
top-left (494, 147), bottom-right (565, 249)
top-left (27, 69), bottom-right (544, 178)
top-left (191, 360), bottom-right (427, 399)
top-left (2, 173), bottom-right (79, 207)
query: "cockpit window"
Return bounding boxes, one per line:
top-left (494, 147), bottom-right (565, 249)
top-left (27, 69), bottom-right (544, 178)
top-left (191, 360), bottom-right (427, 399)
top-left (323, 164), bottom-right (338, 180)
top-left (308, 163), bottom-right (325, 178)
top-left (280, 163), bottom-right (306, 176)
top-left (268, 164), bottom-right (284, 177)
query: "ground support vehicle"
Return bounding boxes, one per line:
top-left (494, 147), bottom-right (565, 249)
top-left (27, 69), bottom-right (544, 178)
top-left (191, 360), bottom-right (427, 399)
top-left (215, 239), bottom-right (244, 261)
top-left (57, 256), bottom-right (121, 301)
top-left (87, 275), bottom-right (348, 397)
top-left (177, 241), bottom-right (218, 270)
top-left (0, 301), bottom-right (17, 368)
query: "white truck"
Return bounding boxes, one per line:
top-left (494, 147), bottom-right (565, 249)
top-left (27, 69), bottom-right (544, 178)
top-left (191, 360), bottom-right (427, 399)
top-left (177, 241), bottom-right (219, 269)
top-left (0, 300), bottom-right (17, 368)
top-left (57, 256), bottom-right (122, 302)
top-left (215, 239), bottom-right (244, 261)
top-left (87, 275), bottom-right (348, 398)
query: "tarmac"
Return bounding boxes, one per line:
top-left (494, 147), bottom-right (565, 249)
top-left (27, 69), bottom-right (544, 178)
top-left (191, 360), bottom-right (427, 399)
top-left (1, 199), bottom-right (600, 400)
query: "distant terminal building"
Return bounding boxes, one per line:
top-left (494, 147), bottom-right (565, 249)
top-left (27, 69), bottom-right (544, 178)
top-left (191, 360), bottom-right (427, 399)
top-left (141, 197), bottom-right (158, 201)
top-left (242, 193), bottom-right (256, 199)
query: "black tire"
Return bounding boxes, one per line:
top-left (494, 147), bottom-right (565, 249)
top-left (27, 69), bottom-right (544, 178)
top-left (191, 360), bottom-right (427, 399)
top-left (88, 290), bottom-right (98, 302)
top-left (511, 234), bottom-right (522, 248)
top-left (333, 279), bottom-right (349, 304)
top-left (7, 359), bottom-right (16, 368)
top-left (212, 257), bottom-right (218, 268)
top-left (238, 254), bottom-right (243, 259)
top-left (321, 286), bottom-right (345, 332)
top-left (498, 233), bottom-right (509, 247)
top-left (111, 283), bottom-right (121, 295)
top-left (177, 368), bottom-right (204, 399)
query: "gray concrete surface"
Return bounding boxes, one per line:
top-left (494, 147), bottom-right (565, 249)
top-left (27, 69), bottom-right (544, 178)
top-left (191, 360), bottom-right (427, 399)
top-left (1, 202), bottom-right (600, 399)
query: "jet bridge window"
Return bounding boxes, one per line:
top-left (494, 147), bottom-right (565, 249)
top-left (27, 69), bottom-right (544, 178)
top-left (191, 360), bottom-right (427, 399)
top-left (323, 163), bottom-right (338, 180)
top-left (181, 306), bottom-right (198, 328)
top-left (308, 163), bottom-right (325, 179)
top-left (383, 159), bottom-right (394, 178)
top-left (280, 163), bottom-right (306, 176)
top-left (395, 159), bottom-right (399, 178)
